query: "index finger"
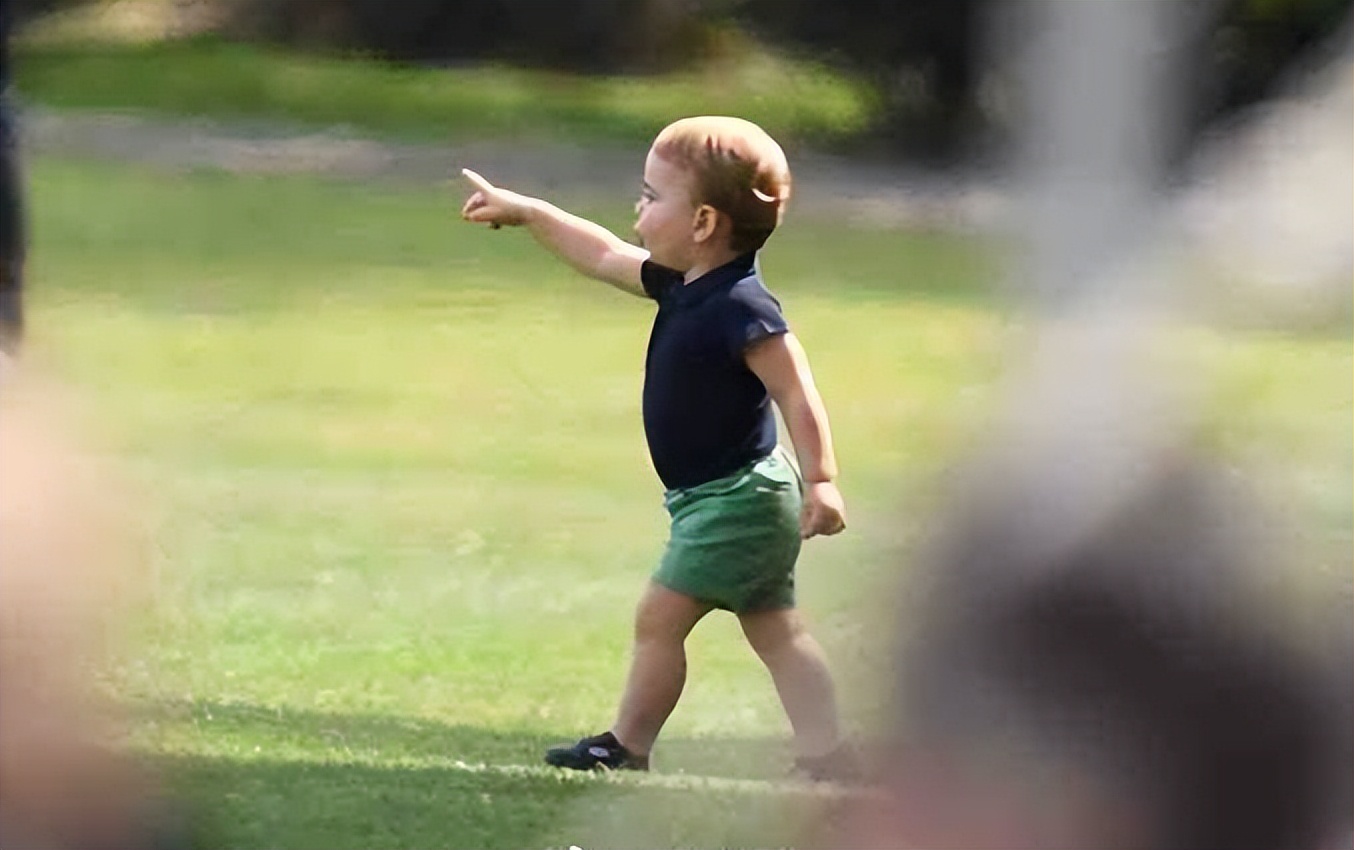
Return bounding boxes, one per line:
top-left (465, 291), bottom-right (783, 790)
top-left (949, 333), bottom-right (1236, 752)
top-left (461, 168), bottom-right (494, 193)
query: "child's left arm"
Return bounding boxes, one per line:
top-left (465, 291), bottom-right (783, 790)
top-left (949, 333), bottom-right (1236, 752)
top-left (746, 333), bottom-right (847, 539)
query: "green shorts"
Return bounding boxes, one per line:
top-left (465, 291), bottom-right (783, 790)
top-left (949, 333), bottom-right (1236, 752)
top-left (653, 447), bottom-right (803, 613)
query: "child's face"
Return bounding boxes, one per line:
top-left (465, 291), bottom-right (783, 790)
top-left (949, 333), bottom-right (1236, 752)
top-left (633, 149), bottom-right (700, 271)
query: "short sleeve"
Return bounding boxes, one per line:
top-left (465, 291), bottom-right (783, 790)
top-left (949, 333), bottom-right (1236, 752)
top-left (722, 282), bottom-right (789, 358)
top-left (641, 260), bottom-right (683, 301)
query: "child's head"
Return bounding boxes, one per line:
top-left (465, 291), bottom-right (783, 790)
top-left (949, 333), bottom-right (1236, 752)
top-left (635, 116), bottom-right (791, 270)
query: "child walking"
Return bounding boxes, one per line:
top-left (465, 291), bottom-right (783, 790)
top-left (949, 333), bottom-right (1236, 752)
top-left (460, 116), bottom-right (855, 780)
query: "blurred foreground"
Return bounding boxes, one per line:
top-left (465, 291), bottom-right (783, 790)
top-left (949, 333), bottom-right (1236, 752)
top-left (0, 364), bottom-right (191, 849)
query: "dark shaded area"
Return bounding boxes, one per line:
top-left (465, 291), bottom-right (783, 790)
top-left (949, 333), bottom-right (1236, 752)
top-left (738, 0), bottom-right (1353, 160)
top-left (0, 0), bottom-right (24, 353)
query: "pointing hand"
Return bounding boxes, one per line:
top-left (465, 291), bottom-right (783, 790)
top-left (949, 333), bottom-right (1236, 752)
top-left (460, 168), bottom-right (534, 229)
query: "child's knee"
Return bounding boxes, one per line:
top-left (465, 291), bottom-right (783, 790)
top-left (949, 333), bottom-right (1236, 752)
top-left (633, 609), bottom-right (681, 644)
top-left (632, 582), bottom-right (709, 642)
top-left (739, 606), bottom-right (807, 657)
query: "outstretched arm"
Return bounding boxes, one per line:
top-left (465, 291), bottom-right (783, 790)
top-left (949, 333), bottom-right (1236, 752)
top-left (460, 169), bottom-right (648, 297)
top-left (745, 332), bottom-right (847, 539)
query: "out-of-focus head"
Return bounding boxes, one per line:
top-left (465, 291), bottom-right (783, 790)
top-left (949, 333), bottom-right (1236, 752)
top-left (845, 452), bottom-right (1352, 850)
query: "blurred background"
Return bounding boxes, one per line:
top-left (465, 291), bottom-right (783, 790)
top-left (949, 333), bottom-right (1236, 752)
top-left (11, 0), bottom-right (1352, 159)
top-left (2, 1), bottom-right (1349, 849)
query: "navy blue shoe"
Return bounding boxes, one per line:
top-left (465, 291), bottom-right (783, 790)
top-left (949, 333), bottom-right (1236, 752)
top-left (545, 731), bottom-right (649, 772)
top-left (792, 743), bottom-right (863, 783)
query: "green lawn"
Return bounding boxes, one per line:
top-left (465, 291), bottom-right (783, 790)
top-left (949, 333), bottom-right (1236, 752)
top-left (15, 37), bottom-right (876, 148)
top-left (26, 157), bottom-right (1351, 849)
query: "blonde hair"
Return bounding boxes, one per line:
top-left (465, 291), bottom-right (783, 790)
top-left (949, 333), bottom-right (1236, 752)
top-left (651, 116), bottom-right (792, 253)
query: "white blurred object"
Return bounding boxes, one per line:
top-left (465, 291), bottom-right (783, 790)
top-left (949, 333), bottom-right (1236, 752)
top-left (1178, 27), bottom-right (1354, 308)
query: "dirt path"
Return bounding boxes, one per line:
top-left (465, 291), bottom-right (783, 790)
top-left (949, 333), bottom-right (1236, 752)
top-left (20, 106), bottom-right (1009, 231)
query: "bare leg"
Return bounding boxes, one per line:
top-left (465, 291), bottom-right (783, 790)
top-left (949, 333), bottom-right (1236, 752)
top-left (610, 581), bottom-right (713, 755)
top-left (739, 607), bottom-right (843, 758)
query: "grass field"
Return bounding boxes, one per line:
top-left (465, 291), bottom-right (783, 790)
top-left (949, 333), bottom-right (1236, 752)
top-left (23, 155), bottom-right (1351, 849)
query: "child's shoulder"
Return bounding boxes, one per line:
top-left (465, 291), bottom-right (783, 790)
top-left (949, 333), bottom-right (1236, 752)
top-left (726, 271), bottom-right (783, 308)
top-left (715, 275), bottom-right (786, 331)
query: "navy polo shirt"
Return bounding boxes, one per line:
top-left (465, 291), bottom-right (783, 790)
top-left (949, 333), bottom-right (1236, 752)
top-left (641, 253), bottom-right (789, 490)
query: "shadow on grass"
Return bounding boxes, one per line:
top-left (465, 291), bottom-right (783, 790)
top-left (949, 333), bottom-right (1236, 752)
top-left (130, 699), bottom-right (846, 850)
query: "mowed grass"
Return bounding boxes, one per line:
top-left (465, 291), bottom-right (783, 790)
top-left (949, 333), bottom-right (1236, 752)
top-left (15, 37), bottom-right (876, 148)
top-left (25, 158), bottom-right (1351, 849)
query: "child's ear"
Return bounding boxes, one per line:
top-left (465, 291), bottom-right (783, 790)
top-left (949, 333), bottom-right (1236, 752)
top-left (692, 204), bottom-right (720, 243)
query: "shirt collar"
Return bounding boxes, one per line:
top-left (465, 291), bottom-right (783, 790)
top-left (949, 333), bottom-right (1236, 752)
top-left (671, 253), bottom-right (758, 307)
